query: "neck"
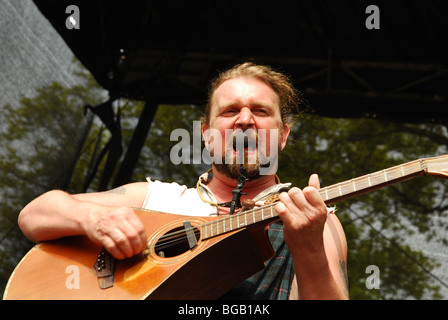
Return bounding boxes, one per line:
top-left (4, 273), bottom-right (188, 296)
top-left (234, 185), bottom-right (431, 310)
top-left (207, 165), bottom-right (277, 203)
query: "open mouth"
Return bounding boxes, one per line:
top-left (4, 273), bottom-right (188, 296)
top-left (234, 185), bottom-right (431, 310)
top-left (232, 131), bottom-right (257, 155)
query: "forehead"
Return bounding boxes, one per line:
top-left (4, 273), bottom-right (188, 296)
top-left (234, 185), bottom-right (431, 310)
top-left (210, 77), bottom-right (280, 112)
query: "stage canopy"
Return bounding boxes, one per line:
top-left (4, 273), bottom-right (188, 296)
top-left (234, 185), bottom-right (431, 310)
top-left (33, 0), bottom-right (448, 124)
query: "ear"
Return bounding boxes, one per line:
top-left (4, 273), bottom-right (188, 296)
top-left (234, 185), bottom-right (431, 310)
top-left (280, 123), bottom-right (290, 150)
top-left (201, 122), bottom-right (210, 148)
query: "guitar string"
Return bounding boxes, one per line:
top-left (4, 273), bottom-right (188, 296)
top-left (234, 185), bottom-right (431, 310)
top-left (150, 159), bottom-right (433, 251)
top-left (322, 160), bottom-right (425, 198)
top-left (151, 202), bottom-right (278, 251)
top-left (150, 161), bottom-right (417, 250)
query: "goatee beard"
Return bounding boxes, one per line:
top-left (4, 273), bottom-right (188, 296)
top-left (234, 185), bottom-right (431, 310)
top-left (209, 128), bottom-right (282, 180)
top-left (214, 162), bottom-right (261, 180)
top-left (213, 154), bottom-right (276, 180)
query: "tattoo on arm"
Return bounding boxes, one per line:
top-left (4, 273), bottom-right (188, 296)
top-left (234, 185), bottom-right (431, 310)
top-left (339, 260), bottom-right (349, 298)
top-left (106, 186), bottom-right (127, 195)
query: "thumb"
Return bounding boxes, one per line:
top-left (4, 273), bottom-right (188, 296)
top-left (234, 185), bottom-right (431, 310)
top-left (308, 173), bottom-right (321, 189)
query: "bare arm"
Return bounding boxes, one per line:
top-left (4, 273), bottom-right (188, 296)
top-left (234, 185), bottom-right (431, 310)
top-left (18, 182), bottom-right (149, 260)
top-left (276, 174), bottom-right (349, 300)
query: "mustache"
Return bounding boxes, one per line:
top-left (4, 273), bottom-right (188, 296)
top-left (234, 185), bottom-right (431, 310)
top-left (231, 129), bottom-right (257, 152)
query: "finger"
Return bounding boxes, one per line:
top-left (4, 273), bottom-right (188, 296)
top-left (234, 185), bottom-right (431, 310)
top-left (107, 207), bottom-right (146, 257)
top-left (283, 187), bottom-right (327, 223)
top-left (275, 200), bottom-right (298, 227)
top-left (308, 173), bottom-right (320, 189)
top-left (277, 188), bottom-right (307, 224)
top-left (119, 218), bottom-right (146, 256)
top-left (303, 186), bottom-right (327, 214)
top-left (285, 187), bottom-right (308, 211)
top-left (107, 227), bottom-right (134, 259)
top-left (101, 235), bottom-right (126, 260)
top-left (125, 212), bottom-right (147, 251)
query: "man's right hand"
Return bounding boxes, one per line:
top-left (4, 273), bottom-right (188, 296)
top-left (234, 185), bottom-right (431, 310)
top-left (82, 206), bottom-right (147, 260)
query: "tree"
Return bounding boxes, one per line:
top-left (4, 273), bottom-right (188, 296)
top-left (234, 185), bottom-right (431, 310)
top-left (1, 64), bottom-right (447, 299)
top-left (0, 67), bottom-right (104, 294)
top-left (278, 114), bottom-right (447, 299)
top-left (116, 102), bottom-right (448, 299)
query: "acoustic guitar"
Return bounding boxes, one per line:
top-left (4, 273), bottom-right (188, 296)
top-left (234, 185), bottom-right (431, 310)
top-left (3, 155), bottom-right (448, 300)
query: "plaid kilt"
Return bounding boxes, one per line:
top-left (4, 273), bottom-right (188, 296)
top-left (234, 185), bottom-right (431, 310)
top-left (220, 222), bottom-right (294, 300)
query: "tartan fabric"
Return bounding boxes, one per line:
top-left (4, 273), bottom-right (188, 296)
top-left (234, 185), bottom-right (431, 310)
top-left (220, 222), bottom-right (295, 300)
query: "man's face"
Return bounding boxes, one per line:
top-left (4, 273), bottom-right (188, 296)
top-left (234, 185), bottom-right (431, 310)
top-left (202, 76), bottom-right (290, 179)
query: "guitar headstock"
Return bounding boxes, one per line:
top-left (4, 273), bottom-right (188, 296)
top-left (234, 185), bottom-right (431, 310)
top-left (422, 155), bottom-right (448, 179)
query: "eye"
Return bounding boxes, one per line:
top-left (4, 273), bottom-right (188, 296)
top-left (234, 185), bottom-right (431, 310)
top-left (253, 108), bottom-right (269, 116)
top-left (221, 109), bottom-right (238, 116)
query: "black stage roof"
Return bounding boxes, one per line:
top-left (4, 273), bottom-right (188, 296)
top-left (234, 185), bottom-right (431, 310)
top-left (33, 0), bottom-right (448, 124)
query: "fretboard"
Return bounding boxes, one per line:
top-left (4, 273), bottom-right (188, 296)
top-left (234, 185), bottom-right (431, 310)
top-left (201, 203), bottom-right (279, 240)
top-left (200, 158), bottom-right (426, 240)
top-left (319, 158), bottom-right (425, 204)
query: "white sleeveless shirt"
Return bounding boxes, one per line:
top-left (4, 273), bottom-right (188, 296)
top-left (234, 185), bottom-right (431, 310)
top-left (141, 171), bottom-right (293, 216)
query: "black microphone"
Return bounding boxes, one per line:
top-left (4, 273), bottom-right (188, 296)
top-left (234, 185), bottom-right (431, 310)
top-left (229, 131), bottom-right (250, 215)
top-left (233, 131), bottom-right (249, 165)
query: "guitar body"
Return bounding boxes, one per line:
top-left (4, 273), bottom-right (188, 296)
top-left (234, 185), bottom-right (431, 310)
top-left (3, 210), bottom-right (272, 300)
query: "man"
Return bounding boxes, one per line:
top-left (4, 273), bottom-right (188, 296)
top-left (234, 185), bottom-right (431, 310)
top-left (18, 62), bottom-right (348, 299)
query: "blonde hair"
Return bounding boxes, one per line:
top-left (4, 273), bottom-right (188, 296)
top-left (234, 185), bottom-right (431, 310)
top-left (202, 62), bottom-right (301, 126)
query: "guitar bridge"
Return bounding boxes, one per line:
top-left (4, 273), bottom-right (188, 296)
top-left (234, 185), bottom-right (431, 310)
top-left (93, 247), bottom-right (115, 289)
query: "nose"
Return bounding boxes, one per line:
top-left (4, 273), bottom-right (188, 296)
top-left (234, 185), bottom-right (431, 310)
top-left (235, 107), bottom-right (255, 129)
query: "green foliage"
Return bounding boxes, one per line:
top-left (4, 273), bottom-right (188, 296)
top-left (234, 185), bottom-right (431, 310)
top-left (131, 104), bottom-right (208, 186)
top-left (1, 65), bottom-right (447, 299)
top-left (278, 114), bottom-right (448, 299)
top-left (0, 64), bottom-right (104, 293)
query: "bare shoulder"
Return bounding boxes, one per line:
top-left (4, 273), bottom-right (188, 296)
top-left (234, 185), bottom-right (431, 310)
top-left (73, 182), bottom-right (149, 208)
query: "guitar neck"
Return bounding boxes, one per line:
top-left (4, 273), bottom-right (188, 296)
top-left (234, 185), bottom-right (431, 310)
top-left (200, 157), bottom-right (439, 240)
top-left (319, 158), bottom-right (426, 205)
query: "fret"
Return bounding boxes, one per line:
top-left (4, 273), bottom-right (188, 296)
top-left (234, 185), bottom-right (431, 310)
top-left (356, 177), bottom-right (369, 190)
top-left (387, 167), bottom-right (402, 180)
top-left (238, 213), bottom-right (245, 228)
top-left (316, 159), bottom-right (430, 206)
top-left (340, 180), bottom-right (352, 195)
top-left (370, 171), bottom-right (385, 185)
top-left (261, 207), bottom-right (264, 220)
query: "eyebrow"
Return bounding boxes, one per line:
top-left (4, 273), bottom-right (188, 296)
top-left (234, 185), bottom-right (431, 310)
top-left (216, 101), bottom-right (277, 112)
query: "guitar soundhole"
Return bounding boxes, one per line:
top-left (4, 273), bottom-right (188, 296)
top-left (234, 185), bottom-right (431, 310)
top-left (155, 226), bottom-right (200, 258)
